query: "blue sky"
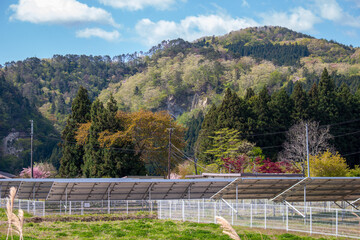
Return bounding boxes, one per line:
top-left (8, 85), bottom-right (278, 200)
top-left (0, 0), bottom-right (359, 65)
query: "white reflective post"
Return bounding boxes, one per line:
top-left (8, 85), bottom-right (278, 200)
top-left (69, 201), bottom-right (72, 215)
top-left (33, 201), bottom-right (36, 215)
top-left (43, 202), bottom-right (45, 217)
top-left (27, 201), bottom-right (30, 212)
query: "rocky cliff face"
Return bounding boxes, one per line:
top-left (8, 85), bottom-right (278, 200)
top-left (1, 131), bottom-right (27, 157)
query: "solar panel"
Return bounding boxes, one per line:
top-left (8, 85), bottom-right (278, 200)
top-left (211, 177), bottom-right (302, 200)
top-left (271, 177), bottom-right (360, 202)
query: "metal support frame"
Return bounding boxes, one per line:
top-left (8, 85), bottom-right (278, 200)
top-left (220, 198), bottom-right (238, 213)
top-left (283, 200), bottom-right (305, 218)
top-left (345, 200), bottom-right (360, 210)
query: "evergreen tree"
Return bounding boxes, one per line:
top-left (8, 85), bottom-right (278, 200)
top-left (318, 68), bottom-right (337, 123)
top-left (59, 86), bottom-right (91, 177)
top-left (83, 99), bottom-right (107, 177)
top-left (244, 88), bottom-right (255, 101)
top-left (291, 82), bottom-right (309, 122)
top-left (308, 83), bottom-right (319, 120)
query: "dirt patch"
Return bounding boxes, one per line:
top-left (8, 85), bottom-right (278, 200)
top-left (26, 214), bottom-right (157, 223)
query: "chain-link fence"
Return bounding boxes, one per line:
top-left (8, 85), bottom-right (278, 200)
top-left (1, 198), bottom-right (156, 216)
top-left (158, 200), bottom-right (360, 239)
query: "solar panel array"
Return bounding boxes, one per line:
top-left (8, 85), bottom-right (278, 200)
top-left (0, 178), bottom-right (232, 201)
top-left (1, 177), bottom-right (360, 203)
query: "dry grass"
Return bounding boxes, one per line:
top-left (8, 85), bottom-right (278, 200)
top-left (216, 216), bottom-right (241, 240)
top-left (5, 187), bottom-right (24, 240)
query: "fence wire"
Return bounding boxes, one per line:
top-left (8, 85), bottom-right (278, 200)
top-left (158, 200), bottom-right (360, 239)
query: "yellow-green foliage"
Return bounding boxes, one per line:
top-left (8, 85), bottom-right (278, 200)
top-left (309, 150), bottom-right (349, 177)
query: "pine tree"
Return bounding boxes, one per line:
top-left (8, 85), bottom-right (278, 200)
top-left (291, 82), bottom-right (309, 122)
top-left (59, 86), bottom-right (91, 177)
top-left (83, 99), bottom-right (106, 177)
top-left (318, 68), bottom-right (337, 123)
top-left (308, 83), bottom-right (319, 120)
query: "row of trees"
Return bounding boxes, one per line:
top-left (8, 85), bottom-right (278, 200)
top-left (59, 87), bottom-right (186, 178)
top-left (195, 68), bottom-right (360, 169)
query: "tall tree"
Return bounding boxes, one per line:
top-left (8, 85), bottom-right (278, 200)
top-left (291, 82), bottom-right (309, 122)
top-left (82, 99), bottom-right (107, 177)
top-left (318, 68), bottom-right (337, 123)
top-left (59, 86), bottom-right (91, 177)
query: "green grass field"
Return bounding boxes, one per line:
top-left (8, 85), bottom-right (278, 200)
top-left (0, 209), bottom-right (339, 240)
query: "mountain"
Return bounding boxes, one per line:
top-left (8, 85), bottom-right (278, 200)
top-left (0, 73), bottom-right (59, 174)
top-left (1, 26), bottom-right (360, 172)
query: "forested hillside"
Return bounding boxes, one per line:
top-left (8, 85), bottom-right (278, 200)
top-left (0, 73), bottom-right (59, 173)
top-left (1, 26), bottom-right (360, 175)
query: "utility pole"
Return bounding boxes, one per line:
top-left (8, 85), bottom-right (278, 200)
top-left (167, 128), bottom-right (173, 179)
top-left (30, 120), bottom-right (34, 178)
top-left (306, 123), bottom-right (310, 178)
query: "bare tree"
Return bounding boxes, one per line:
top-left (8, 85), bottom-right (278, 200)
top-left (278, 120), bottom-right (334, 174)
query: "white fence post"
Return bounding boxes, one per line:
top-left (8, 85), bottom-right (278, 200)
top-left (43, 202), bottom-right (45, 217)
top-left (286, 204), bottom-right (288, 232)
top-left (264, 202), bottom-right (267, 229)
top-left (250, 204), bottom-right (253, 228)
top-left (69, 201), bottom-right (72, 215)
top-left (310, 207), bottom-right (312, 234)
top-left (182, 200), bottom-right (185, 222)
top-left (159, 201), bottom-right (161, 219)
top-left (169, 201), bottom-right (172, 219)
top-left (33, 200), bottom-right (36, 215)
top-left (198, 200), bottom-right (200, 223)
top-left (335, 209), bottom-right (338, 236)
top-left (231, 203), bottom-right (234, 225)
top-left (126, 201), bottom-right (129, 215)
top-left (81, 201), bottom-right (84, 215)
top-left (27, 201), bottom-right (30, 212)
top-left (214, 201), bottom-right (217, 223)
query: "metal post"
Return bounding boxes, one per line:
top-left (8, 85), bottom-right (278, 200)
top-left (27, 201), bottom-right (30, 212)
top-left (231, 203), bottom-right (234, 225)
top-left (169, 201), bottom-right (172, 219)
top-left (126, 201), bottom-right (128, 214)
top-left (264, 202), bottom-right (267, 229)
top-left (167, 128), bottom-right (173, 179)
top-left (310, 207), bottom-right (312, 234)
top-left (214, 201), bottom-right (217, 223)
top-left (30, 120), bottom-right (34, 178)
top-left (81, 201), bottom-right (84, 215)
top-left (306, 123), bottom-right (310, 177)
top-left (159, 201), bottom-right (161, 219)
top-left (43, 201), bottom-right (45, 217)
top-left (19, 199), bottom-right (21, 210)
top-left (236, 183), bottom-right (238, 212)
top-left (182, 200), bottom-right (185, 222)
top-left (60, 200), bottom-right (62, 214)
top-left (336, 209), bottom-right (338, 236)
top-left (65, 186), bottom-right (68, 214)
top-left (107, 187), bottom-right (110, 214)
top-left (69, 201), bottom-right (72, 215)
top-left (286, 204), bottom-right (288, 231)
top-left (33, 200), bottom-right (36, 215)
top-left (250, 204), bottom-right (253, 228)
top-left (198, 200), bottom-right (200, 223)
top-left (202, 198), bottom-right (205, 218)
top-left (304, 184), bottom-right (307, 224)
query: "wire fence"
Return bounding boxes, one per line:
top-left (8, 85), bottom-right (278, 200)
top-left (158, 200), bottom-right (360, 239)
top-left (0, 198), bottom-right (156, 216)
top-left (1, 198), bottom-right (360, 238)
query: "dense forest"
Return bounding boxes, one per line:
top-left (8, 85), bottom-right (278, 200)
top-left (1, 26), bottom-right (360, 175)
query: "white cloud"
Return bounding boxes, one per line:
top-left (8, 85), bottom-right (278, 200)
top-left (261, 7), bottom-right (320, 31)
top-left (76, 28), bottom-right (120, 41)
top-left (99, 0), bottom-right (176, 11)
top-left (315, 0), bottom-right (342, 21)
top-left (135, 14), bottom-right (258, 46)
top-left (242, 0), bottom-right (249, 7)
top-left (9, 0), bottom-right (119, 27)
